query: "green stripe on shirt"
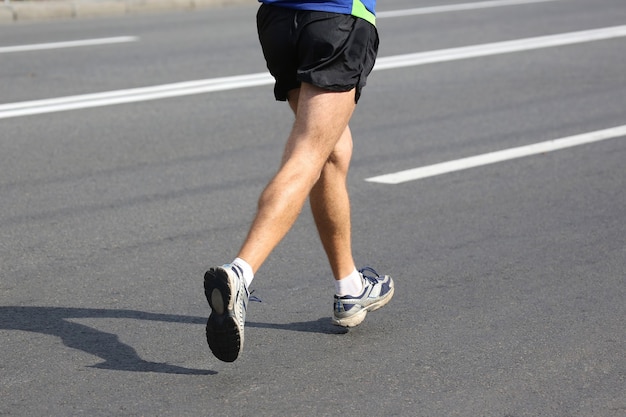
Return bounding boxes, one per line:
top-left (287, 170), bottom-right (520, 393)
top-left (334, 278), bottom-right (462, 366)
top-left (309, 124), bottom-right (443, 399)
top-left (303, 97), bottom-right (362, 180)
top-left (352, 0), bottom-right (376, 25)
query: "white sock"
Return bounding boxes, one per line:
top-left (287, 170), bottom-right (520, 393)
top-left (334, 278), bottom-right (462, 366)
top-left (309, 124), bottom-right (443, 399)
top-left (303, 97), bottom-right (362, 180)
top-left (334, 268), bottom-right (363, 296)
top-left (231, 257), bottom-right (254, 289)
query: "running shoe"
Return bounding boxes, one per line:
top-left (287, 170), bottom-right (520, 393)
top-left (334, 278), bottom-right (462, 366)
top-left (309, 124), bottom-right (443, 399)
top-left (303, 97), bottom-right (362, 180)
top-left (332, 267), bottom-right (394, 327)
top-left (204, 264), bottom-right (249, 362)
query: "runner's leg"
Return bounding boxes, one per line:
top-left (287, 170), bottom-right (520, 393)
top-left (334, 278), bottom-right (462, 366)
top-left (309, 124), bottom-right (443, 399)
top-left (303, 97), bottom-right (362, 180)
top-left (236, 83), bottom-right (357, 274)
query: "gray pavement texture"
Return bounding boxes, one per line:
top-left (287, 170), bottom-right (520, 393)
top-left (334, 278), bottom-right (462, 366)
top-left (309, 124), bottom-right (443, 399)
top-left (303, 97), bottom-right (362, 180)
top-left (0, 0), bottom-right (248, 23)
top-left (1, 0), bottom-right (625, 416)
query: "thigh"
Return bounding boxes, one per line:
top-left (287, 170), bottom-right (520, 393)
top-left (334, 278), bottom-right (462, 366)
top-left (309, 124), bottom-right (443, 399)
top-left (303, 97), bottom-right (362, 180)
top-left (281, 83), bottom-right (356, 169)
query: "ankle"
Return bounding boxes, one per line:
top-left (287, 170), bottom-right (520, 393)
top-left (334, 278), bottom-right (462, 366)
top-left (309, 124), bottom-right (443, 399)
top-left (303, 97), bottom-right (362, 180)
top-left (231, 257), bottom-right (254, 288)
top-left (334, 268), bottom-right (363, 296)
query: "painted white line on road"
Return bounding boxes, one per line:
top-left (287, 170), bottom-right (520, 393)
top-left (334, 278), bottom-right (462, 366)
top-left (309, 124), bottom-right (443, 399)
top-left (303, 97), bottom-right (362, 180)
top-left (365, 126), bottom-right (626, 184)
top-left (0, 73), bottom-right (274, 119)
top-left (2, 25), bottom-right (626, 119)
top-left (377, 0), bottom-right (562, 19)
top-left (373, 25), bottom-right (626, 70)
top-left (0, 36), bottom-right (138, 54)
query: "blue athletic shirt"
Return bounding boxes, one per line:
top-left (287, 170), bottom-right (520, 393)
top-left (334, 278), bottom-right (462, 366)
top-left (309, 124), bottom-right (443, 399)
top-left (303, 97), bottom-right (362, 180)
top-left (258, 0), bottom-right (377, 25)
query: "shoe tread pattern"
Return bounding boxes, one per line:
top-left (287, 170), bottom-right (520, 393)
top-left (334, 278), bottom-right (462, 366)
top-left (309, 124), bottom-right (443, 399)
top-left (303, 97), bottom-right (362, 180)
top-left (204, 268), bottom-right (242, 363)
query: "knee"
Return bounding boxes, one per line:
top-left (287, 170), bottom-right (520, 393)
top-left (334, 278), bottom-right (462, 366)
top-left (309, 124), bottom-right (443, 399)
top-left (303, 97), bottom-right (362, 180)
top-left (326, 134), bottom-right (353, 175)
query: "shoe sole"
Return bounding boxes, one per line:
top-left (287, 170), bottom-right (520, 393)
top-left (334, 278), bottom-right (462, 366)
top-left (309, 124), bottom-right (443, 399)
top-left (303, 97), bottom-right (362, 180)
top-left (204, 267), bottom-right (242, 363)
top-left (332, 285), bottom-right (395, 328)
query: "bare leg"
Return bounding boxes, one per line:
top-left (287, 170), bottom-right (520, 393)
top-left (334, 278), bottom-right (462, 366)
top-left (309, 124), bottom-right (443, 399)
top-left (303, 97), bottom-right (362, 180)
top-left (236, 83), bottom-right (356, 274)
top-left (308, 125), bottom-right (355, 280)
top-left (286, 89), bottom-right (356, 280)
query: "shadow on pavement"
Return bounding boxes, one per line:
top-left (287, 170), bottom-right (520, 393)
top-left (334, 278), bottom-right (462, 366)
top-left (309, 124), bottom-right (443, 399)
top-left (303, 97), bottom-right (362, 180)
top-left (0, 307), bottom-right (347, 374)
top-left (247, 317), bottom-right (349, 335)
top-left (0, 306), bottom-right (216, 375)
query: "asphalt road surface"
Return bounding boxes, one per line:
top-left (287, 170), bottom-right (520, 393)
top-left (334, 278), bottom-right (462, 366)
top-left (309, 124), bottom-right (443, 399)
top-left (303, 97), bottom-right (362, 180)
top-left (1, 0), bottom-right (625, 416)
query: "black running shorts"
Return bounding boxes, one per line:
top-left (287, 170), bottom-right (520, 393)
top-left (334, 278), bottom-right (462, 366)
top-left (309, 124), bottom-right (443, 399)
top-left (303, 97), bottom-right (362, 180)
top-left (256, 4), bottom-right (379, 103)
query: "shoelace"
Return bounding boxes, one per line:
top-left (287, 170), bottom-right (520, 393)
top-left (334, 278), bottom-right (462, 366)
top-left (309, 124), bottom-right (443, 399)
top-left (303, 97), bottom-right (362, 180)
top-left (358, 266), bottom-right (381, 285)
top-left (249, 289), bottom-right (262, 303)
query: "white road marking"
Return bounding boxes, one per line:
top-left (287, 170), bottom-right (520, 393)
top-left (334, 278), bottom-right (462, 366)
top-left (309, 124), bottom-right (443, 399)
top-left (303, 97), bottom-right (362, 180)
top-left (377, 0), bottom-right (562, 19)
top-left (373, 25), bottom-right (626, 71)
top-left (365, 126), bottom-right (626, 184)
top-left (2, 25), bottom-right (626, 120)
top-left (0, 36), bottom-right (138, 54)
top-left (0, 73), bottom-right (273, 119)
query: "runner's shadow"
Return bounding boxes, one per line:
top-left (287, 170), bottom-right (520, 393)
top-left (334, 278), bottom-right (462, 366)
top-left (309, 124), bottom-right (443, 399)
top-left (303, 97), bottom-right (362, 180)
top-left (0, 306), bottom-right (348, 374)
top-left (247, 317), bottom-right (349, 335)
top-left (0, 306), bottom-right (216, 375)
